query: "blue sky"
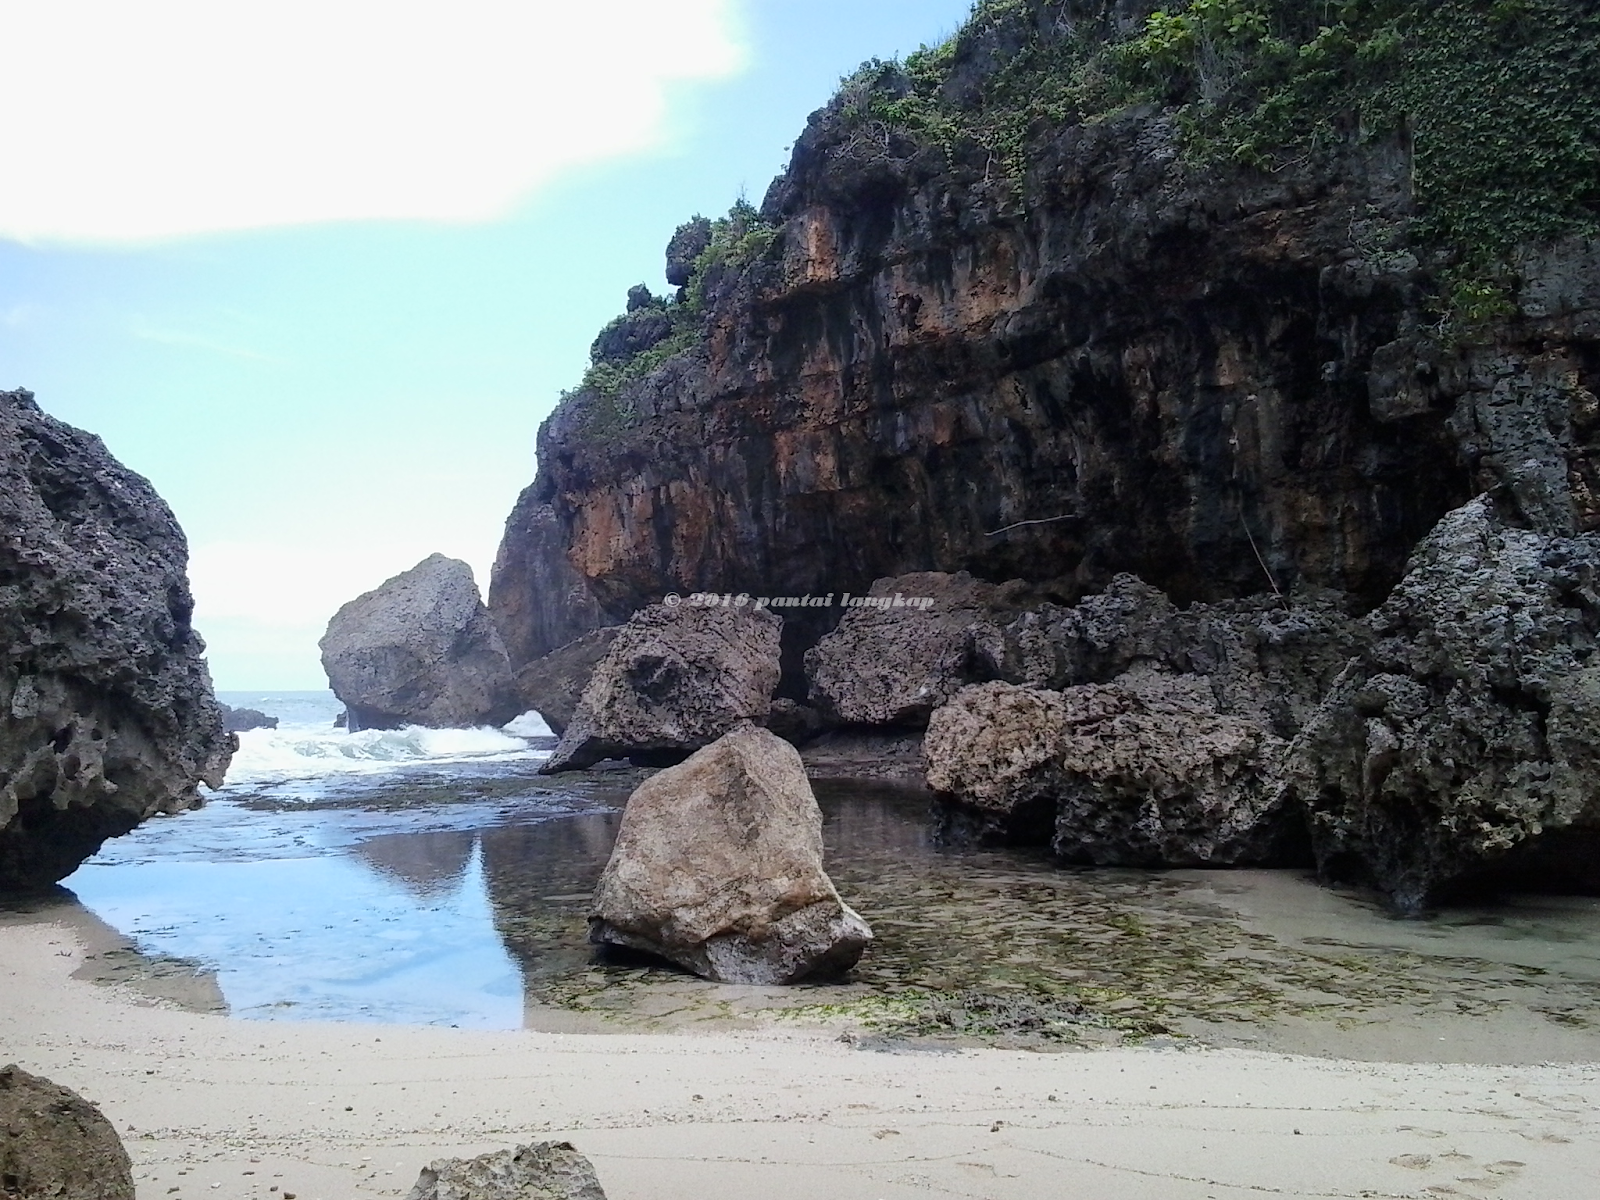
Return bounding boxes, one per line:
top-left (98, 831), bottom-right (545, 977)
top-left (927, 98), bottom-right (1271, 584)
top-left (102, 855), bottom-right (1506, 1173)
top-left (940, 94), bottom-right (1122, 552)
top-left (1, 0), bottom-right (975, 690)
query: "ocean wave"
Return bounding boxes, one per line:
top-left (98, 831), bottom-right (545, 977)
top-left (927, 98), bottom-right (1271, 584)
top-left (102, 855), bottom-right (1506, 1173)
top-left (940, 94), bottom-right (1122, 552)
top-left (223, 721), bottom-right (545, 786)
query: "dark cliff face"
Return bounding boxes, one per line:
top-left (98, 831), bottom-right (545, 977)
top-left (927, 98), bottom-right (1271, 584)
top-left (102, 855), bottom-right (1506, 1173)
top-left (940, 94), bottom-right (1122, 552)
top-left (1, 389), bottom-right (234, 889)
top-left (491, 0), bottom-right (1600, 671)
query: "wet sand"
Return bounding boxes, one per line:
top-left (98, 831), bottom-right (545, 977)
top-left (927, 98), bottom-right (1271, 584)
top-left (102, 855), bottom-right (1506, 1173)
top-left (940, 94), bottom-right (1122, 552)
top-left (4, 919), bottom-right (1599, 1200)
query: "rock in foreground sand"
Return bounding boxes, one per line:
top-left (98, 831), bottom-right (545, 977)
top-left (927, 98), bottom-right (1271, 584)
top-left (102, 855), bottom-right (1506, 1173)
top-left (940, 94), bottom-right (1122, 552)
top-left (590, 724), bottom-right (871, 983)
top-left (0, 1064), bottom-right (134, 1200)
top-left (404, 1141), bottom-right (607, 1200)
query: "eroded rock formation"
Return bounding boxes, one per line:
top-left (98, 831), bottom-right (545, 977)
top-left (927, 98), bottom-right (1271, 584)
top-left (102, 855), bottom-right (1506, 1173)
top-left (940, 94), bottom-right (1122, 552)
top-left (540, 603), bottom-right (780, 772)
top-left (590, 724), bottom-right (871, 983)
top-left (404, 1142), bottom-right (607, 1200)
top-left (320, 554), bottom-right (522, 731)
top-left (1, 389), bottom-right (232, 890)
top-left (0, 1064), bottom-right (135, 1200)
top-left (1288, 498), bottom-right (1600, 911)
top-left (219, 703), bottom-right (278, 733)
top-left (806, 572), bottom-right (1021, 727)
top-left (926, 674), bottom-right (1298, 865)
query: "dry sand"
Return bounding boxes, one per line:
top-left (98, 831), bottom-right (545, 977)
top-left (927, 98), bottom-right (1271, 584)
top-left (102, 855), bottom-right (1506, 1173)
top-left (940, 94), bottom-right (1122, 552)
top-left (3, 920), bottom-right (1598, 1200)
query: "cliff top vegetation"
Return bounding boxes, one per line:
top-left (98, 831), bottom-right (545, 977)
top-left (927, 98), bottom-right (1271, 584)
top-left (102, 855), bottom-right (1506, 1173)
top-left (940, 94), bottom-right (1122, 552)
top-left (561, 0), bottom-right (1600, 430)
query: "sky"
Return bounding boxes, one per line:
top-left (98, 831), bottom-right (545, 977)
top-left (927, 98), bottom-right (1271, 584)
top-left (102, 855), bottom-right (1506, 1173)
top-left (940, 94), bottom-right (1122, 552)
top-left (0, 0), bottom-right (976, 690)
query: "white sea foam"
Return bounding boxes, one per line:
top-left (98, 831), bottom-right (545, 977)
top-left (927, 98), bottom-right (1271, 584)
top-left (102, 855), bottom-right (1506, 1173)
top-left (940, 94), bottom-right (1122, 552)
top-left (502, 710), bottom-right (554, 738)
top-left (213, 692), bottom-right (552, 788)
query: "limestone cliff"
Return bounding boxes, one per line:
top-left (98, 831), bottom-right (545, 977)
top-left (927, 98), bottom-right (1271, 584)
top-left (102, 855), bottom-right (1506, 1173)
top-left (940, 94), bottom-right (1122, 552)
top-left (1, 389), bottom-right (233, 889)
top-left (491, 0), bottom-right (1600, 680)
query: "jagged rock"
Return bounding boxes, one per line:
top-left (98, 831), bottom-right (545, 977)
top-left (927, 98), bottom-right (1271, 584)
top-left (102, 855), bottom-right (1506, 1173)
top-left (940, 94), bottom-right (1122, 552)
top-left (806, 569), bottom-right (1362, 740)
top-left (805, 572), bottom-right (1020, 727)
top-left (320, 554), bottom-right (522, 732)
top-left (540, 603), bottom-right (781, 773)
top-left (0, 1064), bottom-right (134, 1200)
top-left (664, 216), bottom-right (713, 288)
top-left (590, 723), bottom-right (871, 983)
top-left (926, 676), bottom-right (1297, 865)
top-left (975, 575), bottom-right (1368, 739)
top-left (404, 1142), bottom-right (606, 1200)
top-left (219, 703), bottom-right (278, 733)
top-left (1, 389), bottom-right (233, 890)
top-left (970, 576), bottom-right (1177, 694)
top-left (513, 628), bottom-right (621, 736)
top-left (1288, 497), bottom-right (1600, 911)
top-left (590, 308), bottom-right (673, 364)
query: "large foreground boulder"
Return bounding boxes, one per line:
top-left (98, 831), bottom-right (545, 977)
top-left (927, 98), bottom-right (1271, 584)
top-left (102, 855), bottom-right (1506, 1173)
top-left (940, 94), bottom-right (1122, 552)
top-left (320, 554), bottom-right (522, 731)
top-left (404, 1142), bottom-right (607, 1200)
top-left (513, 627), bottom-right (620, 736)
top-left (590, 724), bottom-right (871, 983)
top-left (0, 1064), bottom-right (134, 1199)
top-left (1, 389), bottom-right (233, 890)
top-left (541, 603), bottom-right (781, 772)
top-left (926, 675), bottom-right (1297, 865)
top-left (1288, 497), bottom-right (1600, 911)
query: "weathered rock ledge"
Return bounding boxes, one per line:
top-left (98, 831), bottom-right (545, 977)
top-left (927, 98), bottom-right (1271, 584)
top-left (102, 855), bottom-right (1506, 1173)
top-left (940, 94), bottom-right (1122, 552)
top-left (2, 389), bottom-right (233, 890)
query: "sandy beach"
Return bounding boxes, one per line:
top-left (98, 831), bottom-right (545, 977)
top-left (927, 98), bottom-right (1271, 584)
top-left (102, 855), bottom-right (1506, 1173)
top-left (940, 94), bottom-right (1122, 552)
top-left (3, 920), bottom-right (1597, 1200)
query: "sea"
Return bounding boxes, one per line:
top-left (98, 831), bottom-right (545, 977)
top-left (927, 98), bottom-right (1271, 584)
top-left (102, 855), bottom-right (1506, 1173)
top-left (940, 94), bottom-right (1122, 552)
top-left (13, 691), bottom-right (1600, 1059)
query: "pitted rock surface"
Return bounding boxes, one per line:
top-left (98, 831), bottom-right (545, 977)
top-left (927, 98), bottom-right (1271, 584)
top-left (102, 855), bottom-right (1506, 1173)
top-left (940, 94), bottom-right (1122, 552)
top-left (1, 389), bottom-right (232, 889)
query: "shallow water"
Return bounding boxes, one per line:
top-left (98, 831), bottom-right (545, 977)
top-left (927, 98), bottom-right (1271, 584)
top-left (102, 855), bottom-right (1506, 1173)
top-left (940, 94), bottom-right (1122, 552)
top-left (12, 759), bottom-right (1599, 1062)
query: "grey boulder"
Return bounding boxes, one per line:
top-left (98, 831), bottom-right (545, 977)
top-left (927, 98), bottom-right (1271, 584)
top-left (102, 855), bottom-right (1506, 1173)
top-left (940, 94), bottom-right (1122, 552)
top-left (541, 602), bottom-right (780, 772)
top-left (219, 703), bottom-right (278, 733)
top-left (805, 572), bottom-right (1013, 728)
top-left (404, 1142), bottom-right (606, 1200)
top-left (320, 554), bottom-right (522, 731)
top-left (925, 673), bottom-right (1297, 865)
top-left (970, 573), bottom-right (1366, 739)
top-left (1288, 497), bottom-right (1600, 911)
top-left (0, 1064), bottom-right (134, 1200)
top-left (805, 570), bottom-right (1362, 739)
top-left (590, 723), bottom-right (871, 983)
top-left (1, 389), bottom-right (233, 890)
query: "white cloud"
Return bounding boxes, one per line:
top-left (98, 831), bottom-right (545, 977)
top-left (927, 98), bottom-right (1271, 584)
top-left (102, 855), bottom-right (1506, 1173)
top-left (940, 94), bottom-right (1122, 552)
top-left (0, 1), bottom-right (745, 244)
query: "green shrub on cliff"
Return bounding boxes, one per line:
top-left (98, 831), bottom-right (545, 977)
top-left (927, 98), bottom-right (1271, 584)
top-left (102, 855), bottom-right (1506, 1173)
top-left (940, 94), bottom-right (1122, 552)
top-left (845, 0), bottom-right (1600, 307)
top-left (683, 199), bottom-right (780, 313)
top-left (563, 201), bottom-right (780, 437)
top-left (1117, 0), bottom-right (1600, 259)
